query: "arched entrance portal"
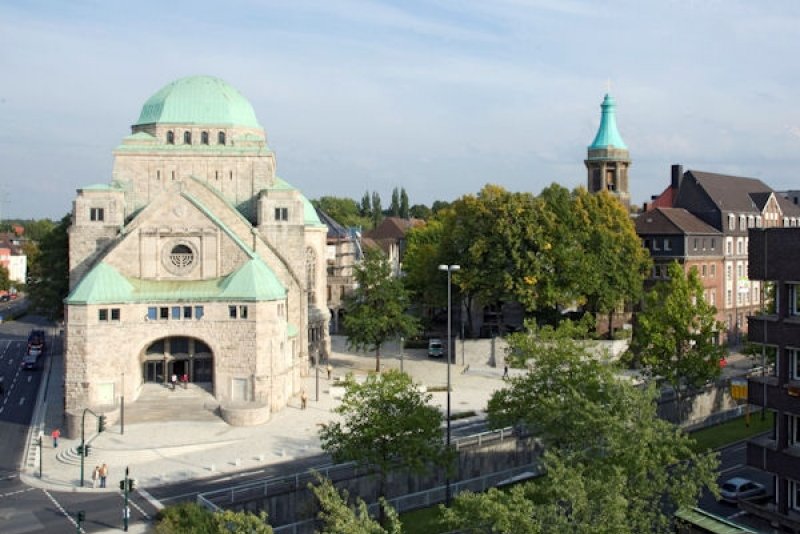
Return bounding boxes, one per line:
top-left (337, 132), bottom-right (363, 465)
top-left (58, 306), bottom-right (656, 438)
top-left (142, 337), bottom-right (213, 386)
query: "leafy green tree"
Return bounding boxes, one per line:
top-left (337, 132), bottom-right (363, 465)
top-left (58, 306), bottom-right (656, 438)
top-left (360, 192), bottom-right (372, 217)
top-left (431, 200), bottom-right (450, 214)
top-left (479, 321), bottom-right (718, 533)
top-left (390, 187), bottom-right (400, 217)
top-left (371, 192), bottom-right (383, 229)
top-left (343, 248), bottom-right (419, 371)
top-left (22, 219), bottom-right (56, 242)
top-left (402, 219), bottom-right (447, 318)
top-left (310, 475), bottom-right (401, 534)
top-left (319, 370), bottom-right (447, 525)
top-left (27, 214), bottom-right (70, 319)
top-left (0, 264), bottom-right (10, 292)
top-left (631, 261), bottom-right (725, 416)
top-left (400, 188), bottom-right (409, 219)
top-left (155, 502), bottom-right (273, 533)
top-left (314, 196), bottom-right (371, 229)
top-left (409, 204), bottom-right (431, 220)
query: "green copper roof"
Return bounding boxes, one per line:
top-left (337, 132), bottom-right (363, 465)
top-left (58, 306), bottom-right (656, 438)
top-left (134, 76), bottom-right (261, 128)
top-left (589, 94), bottom-right (627, 150)
top-left (66, 259), bottom-right (286, 305)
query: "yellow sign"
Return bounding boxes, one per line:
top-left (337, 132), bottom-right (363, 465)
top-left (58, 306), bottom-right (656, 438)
top-left (730, 379), bottom-right (748, 401)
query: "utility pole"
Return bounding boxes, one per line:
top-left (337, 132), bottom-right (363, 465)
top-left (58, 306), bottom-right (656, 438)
top-left (123, 466), bottom-right (130, 532)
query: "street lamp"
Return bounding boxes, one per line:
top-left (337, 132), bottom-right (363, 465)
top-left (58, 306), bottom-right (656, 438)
top-left (438, 264), bottom-right (460, 506)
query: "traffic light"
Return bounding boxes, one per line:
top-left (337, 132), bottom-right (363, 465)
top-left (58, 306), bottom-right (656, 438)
top-left (77, 511), bottom-right (85, 522)
top-left (119, 480), bottom-right (126, 491)
top-left (98, 415), bottom-right (106, 433)
top-left (119, 479), bottom-right (136, 492)
top-left (76, 444), bottom-right (91, 457)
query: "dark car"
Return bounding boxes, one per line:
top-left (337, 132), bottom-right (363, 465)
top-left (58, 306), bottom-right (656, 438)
top-left (28, 329), bottom-right (46, 350)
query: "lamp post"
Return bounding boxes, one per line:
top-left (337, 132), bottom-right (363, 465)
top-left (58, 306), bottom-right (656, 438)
top-left (438, 264), bottom-right (460, 506)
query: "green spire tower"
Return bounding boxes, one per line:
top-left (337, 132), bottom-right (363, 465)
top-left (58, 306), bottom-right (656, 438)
top-left (585, 94), bottom-right (631, 209)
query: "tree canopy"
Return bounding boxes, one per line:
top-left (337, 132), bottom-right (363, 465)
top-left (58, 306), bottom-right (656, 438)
top-left (27, 213), bottom-right (70, 319)
top-left (343, 248), bottom-right (419, 371)
top-left (319, 370), bottom-right (448, 524)
top-left (310, 475), bottom-right (401, 534)
top-left (469, 322), bottom-right (719, 533)
top-left (631, 261), bottom-right (725, 414)
top-left (314, 196), bottom-right (371, 229)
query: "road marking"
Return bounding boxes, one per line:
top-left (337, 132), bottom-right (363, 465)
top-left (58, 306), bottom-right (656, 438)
top-left (44, 489), bottom-right (85, 533)
top-left (0, 487), bottom-right (34, 499)
top-left (719, 463), bottom-right (745, 474)
top-left (18, 396), bottom-right (24, 406)
top-left (120, 491), bottom-right (152, 519)
top-left (138, 488), bottom-right (164, 511)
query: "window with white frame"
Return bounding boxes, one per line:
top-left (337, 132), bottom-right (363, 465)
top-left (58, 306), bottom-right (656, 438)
top-left (726, 264), bottom-right (732, 280)
top-left (653, 239), bottom-right (660, 251)
top-left (791, 414), bottom-right (800, 446)
top-left (737, 238), bottom-right (743, 255)
top-left (728, 214), bottom-right (735, 230)
top-left (756, 215), bottom-right (762, 227)
top-left (726, 238), bottom-right (732, 255)
top-left (739, 215), bottom-right (746, 230)
top-left (710, 264), bottom-right (716, 277)
top-left (792, 479), bottom-right (800, 511)
top-left (663, 238), bottom-right (671, 251)
top-left (748, 216), bottom-right (754, 228)
top-left (726, 289), bottom-right (732, 307)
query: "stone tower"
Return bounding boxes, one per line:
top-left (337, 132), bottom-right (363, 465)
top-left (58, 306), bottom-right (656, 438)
top-left (585, 94), bottom-right (631, 209)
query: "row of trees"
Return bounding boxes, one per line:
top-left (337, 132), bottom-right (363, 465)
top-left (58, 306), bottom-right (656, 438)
top-left (314, 189), bottom-right (452, 230)
top-left (155, 319), bottom-right (719, 533)
top-left (403, 184), bottom-right (651, 336)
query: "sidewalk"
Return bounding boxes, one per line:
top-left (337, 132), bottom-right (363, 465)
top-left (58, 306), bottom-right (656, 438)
top-left (19, 336), bottom-right (502, 495)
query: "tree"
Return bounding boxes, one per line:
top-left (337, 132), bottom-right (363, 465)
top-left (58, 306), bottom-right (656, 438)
top-left (476, 321), bottom-right (718, 533)
top-left (360, 191), bottom-right (372, 217)
top-left (371, 191), bottom-right (383, 229)
top-left (319, 370), bottom-right (447, 524)
top-left (390, 187), bottom-right (400, 217)
top-left (27, 213), bottom-right (70, 319)
top-left (343, 248), bottom-right (419, 371)
top-left (314, 196), bottom-right (371, 229)
top-left (400, 188), bottom-right (409, 219)
top-left (402, 219), bottom-right (448, 318)
top-left (155, 502), bottom-right (273, 533)
top-left (631, 261), bottom-right (725, 416)
top-left (409, 204), bottom-right (431, 220)
top-left (310, 475), bottom-right (401, 534)
top-left (0, 264), bottom-right (10, 293)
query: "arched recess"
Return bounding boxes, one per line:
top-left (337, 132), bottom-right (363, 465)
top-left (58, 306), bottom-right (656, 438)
top-left (141, 336), bottom-right (214, 386)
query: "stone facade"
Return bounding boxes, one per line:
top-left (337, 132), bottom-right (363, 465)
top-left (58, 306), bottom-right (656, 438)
top-left (64, 76), bottom-right (330, 435)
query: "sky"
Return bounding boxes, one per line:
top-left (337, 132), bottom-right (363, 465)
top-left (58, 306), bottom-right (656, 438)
top-left (2, 0), bottom-right (800, 220)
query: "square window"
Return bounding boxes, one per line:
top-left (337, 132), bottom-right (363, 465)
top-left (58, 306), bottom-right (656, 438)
top-left (183, 306), bottom-right (192, 319)
top-left (98, 309), bottom-right (108, 321)
top-left (274, 207), bottom-right (288, 221)
top-left (111, 308), bottom-right (120, 321)
top-left (194, 306), bottom-right (204, 320)
top-left (90, 207), bottom-right (105, 222)
top-left (160, 307), bottom-right (169, 320)
top-left (171, 306), bottom-right (181, 320)
top-left (229, 305), bottom-right (237, 319)
top-left (239, 305), bottom-right (248, 319)
top-left (147, 307), bottom-right (157, 320)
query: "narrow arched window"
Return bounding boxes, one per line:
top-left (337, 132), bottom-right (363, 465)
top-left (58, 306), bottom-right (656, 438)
top-left (183, 131), bottom-right (192, 145)
top-left (306, 248), bottom-right (316, 307)
top-left (166, 131), bottom-right (174, 144)
top-left (218, 131), bottom-right (226, 145)
top-left (201, 131), bottom-right (209, 145)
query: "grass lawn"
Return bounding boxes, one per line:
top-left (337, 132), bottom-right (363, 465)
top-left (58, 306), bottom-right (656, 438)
top-left (688, 412), bottom-right (772, 452)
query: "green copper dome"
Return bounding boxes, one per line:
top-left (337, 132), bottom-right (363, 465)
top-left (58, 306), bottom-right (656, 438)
top-left (589, 94), bottom-right (627, 150)
top-left (134, 76), bottom-right (261, 128)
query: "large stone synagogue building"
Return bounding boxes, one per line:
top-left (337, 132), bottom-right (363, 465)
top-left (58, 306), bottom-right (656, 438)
top-left (64, 76), bottom-right (330, 433)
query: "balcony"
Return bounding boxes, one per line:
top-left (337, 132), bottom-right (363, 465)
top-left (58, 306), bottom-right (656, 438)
top-left (747, 437), bottom-right (800, 480)
top-left (749, 315), bottom-right (800, 348)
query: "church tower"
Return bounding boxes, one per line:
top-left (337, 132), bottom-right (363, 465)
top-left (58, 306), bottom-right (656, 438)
top-left (585, 94), bottom-right (631, 209)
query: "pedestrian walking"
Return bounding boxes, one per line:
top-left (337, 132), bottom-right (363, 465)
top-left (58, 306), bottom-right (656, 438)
top-left (99, 463), bottom-right (108, 488)
top-left (51, 428), bottom-right (60, 448)
top-left (300, 390), bottom-right (308, 410)
top-left (503, 364), bottom-right (509, 379)
top-left (170, 373), bottom-right (177, 390)
top-left (326, 364), bottom-right (332, 380)
top-left (181, 373), bottom-right (188, 389)
top-left (92, 465), bottom-right (100, 489)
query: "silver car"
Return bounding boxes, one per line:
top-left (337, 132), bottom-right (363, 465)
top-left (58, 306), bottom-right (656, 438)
top-left (719, 477), bottom-right (766, 503)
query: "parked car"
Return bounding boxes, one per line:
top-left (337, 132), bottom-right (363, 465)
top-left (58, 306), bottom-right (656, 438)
top-left (28, 329), bottom-right (46, 351)
top-left (719, 477), bottom-right (766, 503)
top-left (427, 338), bottom-right (444, 358)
